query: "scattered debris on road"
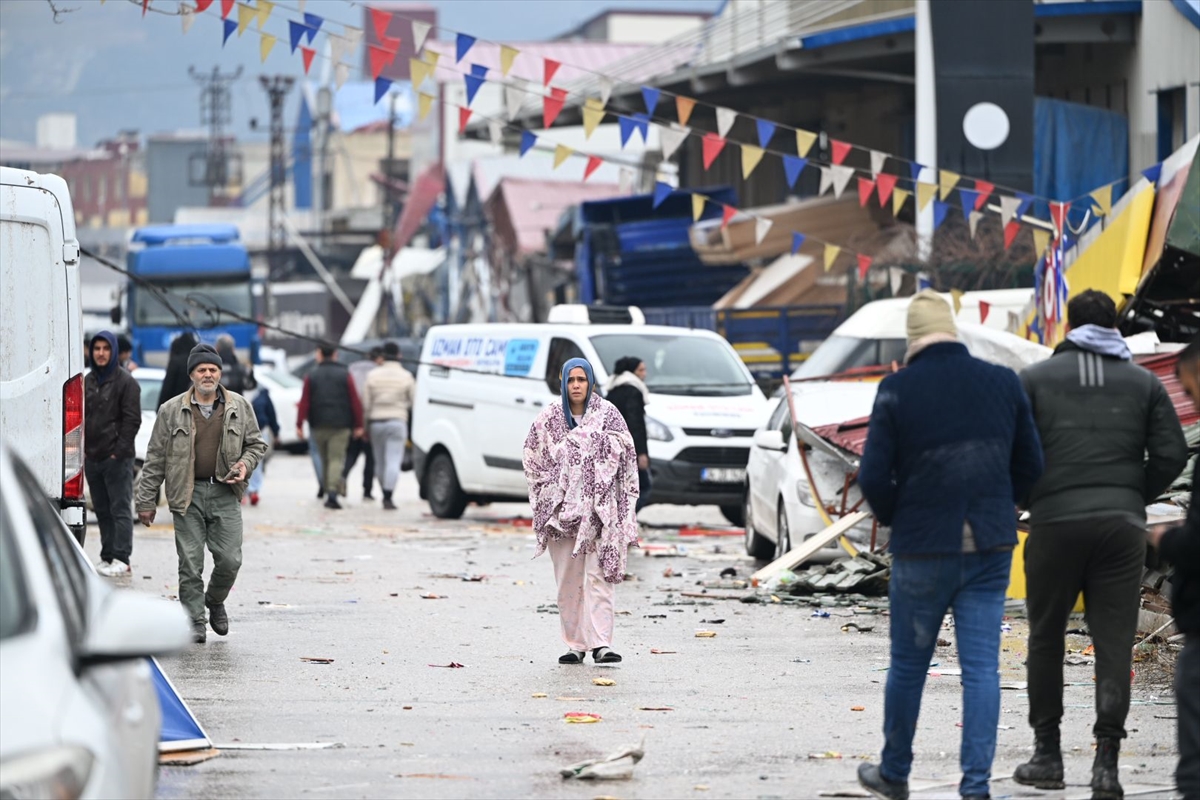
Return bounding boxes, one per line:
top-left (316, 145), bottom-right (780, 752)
top-left (428, 662), bottom-right (466, 668)
top-left (592, 677), bottom-right (615, 686)
top-left (300, 657), bottom-right (334, 664)
top-left (564, 712), bottom-right (602, 724)
top-left (560, 734), bottom-right (644, 780)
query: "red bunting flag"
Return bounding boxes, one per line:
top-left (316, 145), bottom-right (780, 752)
top-left (380, 35), bottom-right (401, 61)
top-left (220, 0), bottom-right (233, 18)
top-left (701, 132), bottom-right (726, 171)
top-left (857, 253), bottom-right (873, 280)
top-left (584, 156), bottom-right (602, 181)
top-left (831, 139), bottom-right (852, 165)
top-left (368, 45), bottom-right (390, 80)
top-left (876, 173), bottom-right (898, 207)
top-left (543, 58), bottom-right (561, 87)
top-left (857, 177), bottom-right (875, 207)
top-left (370, 7), bottom-right (392, 40)
top-left (142, 0), bottom-right (150, 15)
top-left (1049, 201), bottom-right (1067, 236)
top-left (973, 180), bottom-right (993, 209)
top-left (1003, 220), bottom-right (1021, 250)
top-left (978, 300), bottom-right (991, 324)
top-left (543, 87), bottom-right (567, 128)
top-left (458, 106), bottom-right (473, 135)
top-left (300, 46), bottom-right (315, 74)
top-left (195, 0), bottom-right (214, 10)
top-left (721, 205), bottom-right (737, 228)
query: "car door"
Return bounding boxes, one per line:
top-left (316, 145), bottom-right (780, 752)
top-left (474, 334), bottom-right (549, 495)
top-left (750, 399), bottom-right (791, 539)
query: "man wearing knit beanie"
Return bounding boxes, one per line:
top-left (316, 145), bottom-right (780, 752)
top-left (186, 342), bottom-right (223, 374)
top-left (856, 290), bottom-right (1045, 800)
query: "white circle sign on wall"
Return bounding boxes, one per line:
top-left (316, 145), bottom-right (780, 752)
top-left (962, 102), bottom-right (1011, 151)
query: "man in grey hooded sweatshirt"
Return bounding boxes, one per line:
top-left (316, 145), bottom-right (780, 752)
top-left (1015, 290), bottom-right (1187, 798)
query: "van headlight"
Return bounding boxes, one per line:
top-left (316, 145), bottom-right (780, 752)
top-left (645, 416), bottom-right (673, 442)
top-left (796, 479), bottom-right (816, 508)
top-left (0, 745), bottom-right (94, 800)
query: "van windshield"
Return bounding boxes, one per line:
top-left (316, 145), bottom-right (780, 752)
top-left (590, 334), bottom-right (753, 396)
top-left (791, 335), bottom-right (908, 380)
top-left (132, 281), bottom-right (253, 329)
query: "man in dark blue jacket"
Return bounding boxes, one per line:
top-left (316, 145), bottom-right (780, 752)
top-left (856, 290), bottom-right (1044, 800)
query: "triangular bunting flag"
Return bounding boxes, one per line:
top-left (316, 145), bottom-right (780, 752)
top-left (642, 87), bottom-right (661, 114)
top-left (1089, 185), bottom-right (1112, 216)
top-left (504, 85), bottom-right (523, 120)
top-left (973, 180), bottom-right (993, 209)
top-left (1049, 201), bottom-right (1067, 236)
top-left (889, 266), bottom-right (905, 296)
top-left (933, 200), bottom-right (949, 229)
top-left (701, 133), bottom-right (726, 171)
top-left (334, 63), bottom-right (349, 89)
top-left (553, 144), bottom-right (572, 170)
top-left (917, 272), bottom-right (933, 291)
top-left (500, 45), bottom-right (519, 76)
top-left (716, 107), bottom-right (737, 138)
top-left (796, 129), bottom-right (817, 157)
top-left (220, 0), bottom-right (233, 18)
top-left (831, 165), bottom-right (855, 199)
top-left (939, 170), bottom-right (960, 200)
top-left (823, 244), bottom-right (841, 272)
top-left (909, 162), bottom-right (925, 182)
top-left (968, 210), bottom-right (983, 239)
top-left (369, 45), bottom-right (390, 80)
top-left (916, 182), bottom-right (936, 211)
top-left (411, 58), bottom-right (431, 87)
top-left (464, 74), bottom-right (485, 106)
top-left (979, 301), bottom-right (991, 324)
top-left (892, 188), bottom-right (910, 216)
top-left (259, 33), bottom-right (275, 61)
top-left (741, 144), bottom-right (765, 180)
top-left (222, 17), bottom-right (237, 45)
top-left (876, 173), bottom-right (897, 206)
top-left (582, 99), bottom-right (606, 139)
top-left (1142, 163), bottom-right (1163, 185)
top-left (456, 33), bottom-right (475, 63)
top-left (342, 25), bottom-right (363, 53)
top-left (584, 156), bottom-right (602, 181)
top-left (791, 232), bottom-right (805, 254)
top-left (302, 12), bottom-right (322, 41)
top-left (830, 139), bottom-right (852, 165)
top-left (380, 35), bottom-right (401, 60)
top-left (330, 35), bottom-right (350, 67)
top-left (755, 119), bottom-right (776, 149)
top-left (618, 116), bottom-right (637, 148)
top-left (543, 58), bottom-right (560, 87)
top-left (1032, 228), bottom-right (1051, 260)
top-left (675, 95), bottom-right (695, 126)
top-left (195, 0), bottom-right (213, 11)
top-left (255, 0), bottom-right (273, 29)
top-left (519, 130), bottom-right (537, 157)
top-left (783, 156), bottom-right (806, 189)
top-left (289, 20), bottom-right (307, 53)
top-left (374, 77), bottom-right (392, 104)
top-left (543, 88), bottom-right (567, 128)
top-left (599, 77), bottom-right (614, 107)
top-left (142, 0), bottom-right (149, 17)
top-left (870, 150), bottom-right (886, 177)
top-left (236, 2), bottom-right (255, 35)
top-left (1014, 192), bottom-right (1034, 218)
top-left (411, 19), bottom-right (431, 53)
top-left (755, 217), bottom-right (773, 245)
top-left (857, 176), bottom-right (875, 207)
top-left (857, 254), bottom-right (873, 280)
top-left (652, 181), bottom-right (673, 209)
top-left (999, 195), bottom-right (1022, 228)
top-left (487, 120), bottom-right (503, 147)
top-left (1003, 220), bottom-right (1021, 250)
top-left (417, 92), bottom-right (434, 120)
top-left (959, 189), bottom-right (979, 220)
top-left (370, 7), bottom-right (391, 40)
top-left (818, 166), bottom-right (833, 197)
top-left (660, 125), bottom-right (688, 160)
top-left (692, 193), bottom-right (706, 222)
top-left (301, 46), bottom-right (315, 75)
top-left (721, 204), bottom-right (737, 228)
top-left (182, 7), bottom-right (196, 34)
top-left (950, 289), bottom-right (964, 315)
top-left (632, 113), bottom-right (650, 143)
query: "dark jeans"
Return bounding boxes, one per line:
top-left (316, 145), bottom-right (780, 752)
top-left (882, 549), bottom-right (1012, 797)
top-left (85, 457), bottom-right (135, 565)
top-left (342, 435), bottom-right (375, 493)
top-left (1024, 516), bottom-right (1144, 741)
top-left (636, 468), bottom-right (652, 511)
top-left (1177, 634), bottom-right (1200, 799)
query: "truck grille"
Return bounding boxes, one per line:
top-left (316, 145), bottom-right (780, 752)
top-left (673, 447), bottom-right (750, 466)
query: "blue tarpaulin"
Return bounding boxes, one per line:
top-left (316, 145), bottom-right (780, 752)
top-left (1034, 97), bottom-right (1129, 203)
top-left (151, 657), bottom-right (210, 752)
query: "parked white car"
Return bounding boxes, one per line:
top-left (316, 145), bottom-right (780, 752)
top-left (130, 367), bottom-right (166, 465)
top-left (250, 367), bottom-right (303, 451)
top-left (0, 443), bottom-right (190, 799)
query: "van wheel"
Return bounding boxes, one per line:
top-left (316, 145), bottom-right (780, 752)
top-left (427, 452), bottom-right (467, 519)
top-left (720, 503), bottom-right (744, 527)
top-left (775, 503), bottom-right (793, 560)
top-left (743, 491), bottom-right (773, 560)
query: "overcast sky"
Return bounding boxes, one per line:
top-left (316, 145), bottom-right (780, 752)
top-left (0, 0), bottom-right (719, 147)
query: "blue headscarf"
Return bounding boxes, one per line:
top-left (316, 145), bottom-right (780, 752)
top-left (90, 330), bottom-right (120, 385)
top-left (560, 357), bottom-right (595, 430)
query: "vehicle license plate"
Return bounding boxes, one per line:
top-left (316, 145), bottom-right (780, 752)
top-left (700, 468), bottom-right (745, 483)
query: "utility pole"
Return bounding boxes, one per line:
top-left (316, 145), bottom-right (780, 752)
top-left (189, 65), bottom-right (242, 204)
top-left (260, 75), bottom-right (295, 280)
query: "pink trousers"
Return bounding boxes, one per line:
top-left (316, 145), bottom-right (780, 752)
top-left (548, 538), bottom-right (615, 651)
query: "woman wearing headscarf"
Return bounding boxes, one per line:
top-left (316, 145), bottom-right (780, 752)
top-left (605, 356), bottom-right (651, 511)
top-left (523, 358), bottom-right (640, 665)
top-left (158, 331), bottom-right (198, 409)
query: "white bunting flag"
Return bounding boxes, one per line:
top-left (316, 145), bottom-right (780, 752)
top-left (754, 217), bottom-right (773, 246)
top-left (181, 5), bottom-right (196, 34)
top-left (329, 34), bottom-right (349, 67)
top-left (505, 85), bottom-right (524, 121)
top-left (819, 166), bottom-right (833, 196)
top-left (889, 266), bottom-right (905, 296)
top-left (598, 77), bottom-right (614, 107)
top-left (870, 150), bottom-right (886, 177)
top-left (660, 125), bottom-right (689, 161)
top-left (334, 63), bottom-right (350, 89)
top-left (488, 121), bottom-right (504, 147)
top-left (341, 25), bottom-right (363, 54)
top-left (999, 195), bottom-right (1022, 229)
top-left (968, 210), bottom-right (983, 240)
top-left (411, 19), bottom-right (432, 54)
top-left (716, 107), bottom-right (737, 138)
top-left (830, 164), bottom-right (855, 199)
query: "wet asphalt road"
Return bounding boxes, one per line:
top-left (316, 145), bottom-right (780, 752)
top-left (85, 453), bottom-right (1181, 799)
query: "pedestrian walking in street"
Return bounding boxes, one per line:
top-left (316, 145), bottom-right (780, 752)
top-left (117, 333), bottom-right (138, 372)
top-left (856, 290), bottom-right (1045, 800)
top-left (344, 347), bottom-right (383, 500)
top-left (296, 345), bottom-right (364, 510)
top-left (216, 333), bottom-right (254, 394)
top-left (522, 358), bottom-right (640, 665)
top-left (84, 331), bottom-right (143, 577)
top-left (1016, 291), bottom-right (1188, 798)
top-left (247, 384), bottom-right (281, 506)
top-left (1146, 335), bottom-right (1200, 800)
top-left (605, 356), bottom-right (652, 511)
top-left (159, 332), bottom-right (198, 410)
top-left (363, 341), bottom-right (415, 511)
top-left (135, 343), bottom-right (267, 644)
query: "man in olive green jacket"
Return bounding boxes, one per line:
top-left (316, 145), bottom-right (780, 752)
top-left (136, 344), bottom-right (267, 643)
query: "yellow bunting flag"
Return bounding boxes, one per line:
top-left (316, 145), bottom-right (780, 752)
top-left (740, 144), bottom-right (764, 180)
top-left (692, 193), bottom-right (706, 222)
top-left (418, 92), bottom-right (434, 121)
top-left (676, 96), bottom-right (696, 127)
top-left (500, 45), bottom-right (520, 77)
top-left (260, 33), bottom-right (276, 62)
top-left (1032, 228), bottom-right (1051, 260)
top-left (553, 144), bottom-right (572, 170)
top-left (582, 98), bottom-right (605, 139)
top-left (916, 182), bottom-right (936, 212)
top-left (950, 289), bottom-right (964, 315)
top-left (892, 187), bottom-right (911, 216)
top-left (796, 129), bottom-right (818, 158)
top-left (1090, 185), bottom-right (1112, 217)
top-left (411, 58), bottom-right (431, 87)
top-left (823, 244), bottom-right (841, 272)
top-left (236, 2), bottom-right (255, 35)
top-left (423, 50), bottom-right (440, 69)
top-left (256, 0), bottom-right (273, 28)
top-left (938, 170), bottom-right (960, 200)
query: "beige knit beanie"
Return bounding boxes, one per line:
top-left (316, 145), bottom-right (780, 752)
top-left (906, 289), bottom-right (957, 345)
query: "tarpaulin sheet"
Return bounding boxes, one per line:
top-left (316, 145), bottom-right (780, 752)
top-left (1166, 145), bottom-right (1200, 257)
top-left (1034, 97), bottom-right (1129, 209)
top-left (1143, 135), bottom-right (1200, 276)
top-left (151, 657), bottom-right (210, 752)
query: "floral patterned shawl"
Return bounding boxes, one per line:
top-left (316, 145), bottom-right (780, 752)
top-left (522, 392), bottom-right (640, 583)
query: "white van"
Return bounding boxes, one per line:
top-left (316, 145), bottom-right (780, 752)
top-left (0, 167), bottom-right (86, 541)
top-left (412, 306), bottom-right (770, 521)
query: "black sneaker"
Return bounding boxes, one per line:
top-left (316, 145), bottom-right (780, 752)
top-left (208, 603), bottom-right (229, 636)
top-left (192, 623), bottom-right (207, 644)
top-left (858, 762), bottom-right (909, 800)
top-left (364, 492), bottom-right (375, 500)
top-left (324, 495), bottom-right (343, 510)
top-left (317, 487), bottom-right (325, 499)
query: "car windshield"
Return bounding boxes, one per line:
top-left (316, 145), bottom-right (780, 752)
top-left (132, 281), bottom-right (253, 329)
top-left (791, 335), bottom-right (908, 380)
top-left (137, 377), bottom-right (162, 411)
top-left (590, 333), bottom-right (753, 396)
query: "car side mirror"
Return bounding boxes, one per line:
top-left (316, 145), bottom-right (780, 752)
top-left (753, 429), bottom-right (787, 452)
top-left (79, 589), bottom-right (191, 667)
top-left (110, 306), bottom-right (122, 325)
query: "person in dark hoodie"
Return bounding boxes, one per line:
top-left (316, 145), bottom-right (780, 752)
top-left (84, 331), bottom-right (142, 576)
top-left (605, 356), bottom-right (651, 511)
top-left (1147, 335), bottom-right (1200, 800)
top-left (1016, 290), bottom-right (1188, 799)
top-left (159, 332), bottom-right (198, 410)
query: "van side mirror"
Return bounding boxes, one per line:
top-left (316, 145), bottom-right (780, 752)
top-left (753, 429), bottom-right (787, 452)
top-left (110, 306), bottom-right (122, 325)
